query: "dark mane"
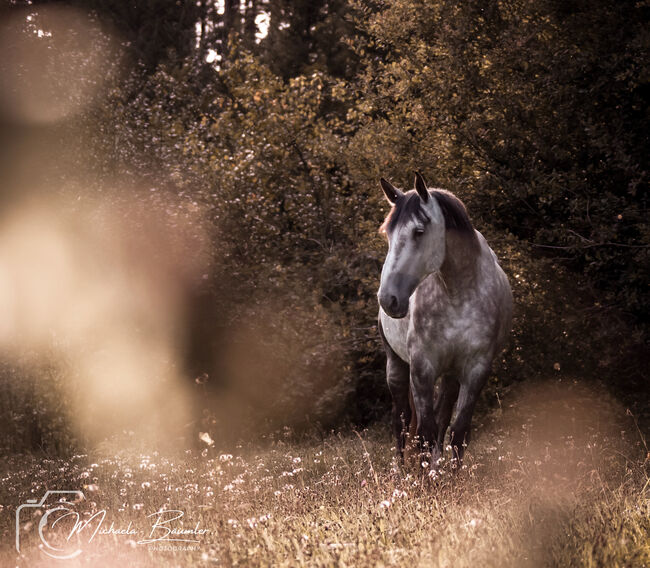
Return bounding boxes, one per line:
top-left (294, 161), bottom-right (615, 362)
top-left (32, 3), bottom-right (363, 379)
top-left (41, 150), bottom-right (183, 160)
top-left (380, 188), bottom-right (476, 239)
top-left (431, 189), bottom-right (475, 236)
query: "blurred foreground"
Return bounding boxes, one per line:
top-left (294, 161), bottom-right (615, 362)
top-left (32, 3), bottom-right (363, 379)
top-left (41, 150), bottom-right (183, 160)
top-left (2, 379), bottom-right (648, 567)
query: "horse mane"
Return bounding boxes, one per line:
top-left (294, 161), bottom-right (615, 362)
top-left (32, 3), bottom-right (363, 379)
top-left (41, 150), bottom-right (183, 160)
top-left (380, 188), bottom-right (477, 243)
top-left (430, 189), bottom-right (476, 239)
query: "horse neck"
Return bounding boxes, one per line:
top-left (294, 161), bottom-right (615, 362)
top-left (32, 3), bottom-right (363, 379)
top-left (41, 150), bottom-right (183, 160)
top-left (439, 230), bottom-right (481, 293)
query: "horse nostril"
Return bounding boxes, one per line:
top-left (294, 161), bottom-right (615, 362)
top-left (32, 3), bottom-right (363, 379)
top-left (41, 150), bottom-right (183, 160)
top-left (389, 295), bottom-right (399, 312)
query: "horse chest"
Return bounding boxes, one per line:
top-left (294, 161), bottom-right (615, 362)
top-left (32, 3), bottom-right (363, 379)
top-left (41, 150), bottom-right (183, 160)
top-left (379, 308), bottom-right (410, 362)
top-left (380, 288), bottom-right (492, 366)
top-left (418, 300), bottom-right (487, 354)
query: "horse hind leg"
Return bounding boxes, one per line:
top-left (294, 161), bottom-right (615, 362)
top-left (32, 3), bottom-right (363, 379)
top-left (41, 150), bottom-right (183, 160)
top-left (433, 375), bottom-right (460, 458)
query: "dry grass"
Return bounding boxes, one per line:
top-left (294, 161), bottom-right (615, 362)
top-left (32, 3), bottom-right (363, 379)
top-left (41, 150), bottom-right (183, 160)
top-left (1, 379), bottom-right (648, 567)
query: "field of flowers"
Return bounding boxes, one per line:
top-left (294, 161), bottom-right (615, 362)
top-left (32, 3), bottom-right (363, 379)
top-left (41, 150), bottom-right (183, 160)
top-left (2, 379), bottom-right (648, 567)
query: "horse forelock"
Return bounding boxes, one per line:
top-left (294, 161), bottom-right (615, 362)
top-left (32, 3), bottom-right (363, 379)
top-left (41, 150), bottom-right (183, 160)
top-left (380, 192), bottom-right (430, 235)
top-left (380, 189), bottom-right (476, 243)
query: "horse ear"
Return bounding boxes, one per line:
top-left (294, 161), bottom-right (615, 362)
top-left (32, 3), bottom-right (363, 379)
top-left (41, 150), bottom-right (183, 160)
top-left (414, 171), bottom-right (429, 202)
top-left (380, 178), bottom-right (402, 204)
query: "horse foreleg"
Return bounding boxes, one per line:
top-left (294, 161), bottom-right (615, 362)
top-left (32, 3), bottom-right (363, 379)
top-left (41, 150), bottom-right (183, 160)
top-left (433, 375), bottom-right (460, 454)
top-left (388, 365), bottom-right (412, 463)
top-left (410, 360), bottom-right (440, 469)
top-left (380, 323), bottom-right (412, 463)
top-left (450, 366), bottom-right (489, 464)
top-left (401, 387), bottom-right (418, 466)
top-left (386, 354), bottom-right (411, 463)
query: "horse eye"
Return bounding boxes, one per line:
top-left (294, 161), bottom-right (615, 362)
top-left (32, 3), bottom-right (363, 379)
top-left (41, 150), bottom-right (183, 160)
top-left (413, 228), bottom-right (425, 238)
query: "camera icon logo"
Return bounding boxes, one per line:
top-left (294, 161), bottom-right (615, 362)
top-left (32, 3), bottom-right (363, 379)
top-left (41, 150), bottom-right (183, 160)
top-left (16, 490), bottom-right (85, 560)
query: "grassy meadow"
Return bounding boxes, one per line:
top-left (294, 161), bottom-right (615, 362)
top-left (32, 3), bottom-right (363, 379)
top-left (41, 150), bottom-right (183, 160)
top-left (2, 379), bottom-right (648, 567)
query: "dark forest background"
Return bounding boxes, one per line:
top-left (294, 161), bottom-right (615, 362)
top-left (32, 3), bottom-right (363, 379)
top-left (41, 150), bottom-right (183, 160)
top-left (0, 0), bottom-right (648, 453)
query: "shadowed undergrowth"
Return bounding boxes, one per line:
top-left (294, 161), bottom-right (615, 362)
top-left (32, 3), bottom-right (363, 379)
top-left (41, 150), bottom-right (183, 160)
top-left (1, 379), bottom-right (648, 567)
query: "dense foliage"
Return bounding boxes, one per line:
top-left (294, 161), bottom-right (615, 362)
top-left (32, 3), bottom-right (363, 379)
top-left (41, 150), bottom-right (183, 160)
top-left (352, 0), bottom-right (649, 324)
top-left (1, 0), bottom-right (648, 451)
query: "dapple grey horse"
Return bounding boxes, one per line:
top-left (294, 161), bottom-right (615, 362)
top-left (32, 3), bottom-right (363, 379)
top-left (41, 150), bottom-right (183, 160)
top-left (378, 173), bottom-right (512, 469)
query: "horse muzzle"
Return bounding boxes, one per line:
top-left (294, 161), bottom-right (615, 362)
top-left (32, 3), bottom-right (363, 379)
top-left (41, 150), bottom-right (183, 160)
top-left (378, 292), bottom-right (409, 319)
top-left (378, 272), bottom-right (418, 319)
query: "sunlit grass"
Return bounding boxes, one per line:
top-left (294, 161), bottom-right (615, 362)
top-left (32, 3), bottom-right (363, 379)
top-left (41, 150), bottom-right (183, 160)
top-left (1, 379), bottom-right (648, 567)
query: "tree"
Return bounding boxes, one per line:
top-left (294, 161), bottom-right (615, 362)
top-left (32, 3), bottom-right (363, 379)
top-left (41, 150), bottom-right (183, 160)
top-left (261, 0), bottom-right (358, 78)
top-left (350, 0), bottom-right (649, 326)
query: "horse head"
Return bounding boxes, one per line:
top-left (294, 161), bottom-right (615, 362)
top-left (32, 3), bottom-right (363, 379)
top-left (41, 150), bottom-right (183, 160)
top-left (377, 172), bottom-right (446, 318)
